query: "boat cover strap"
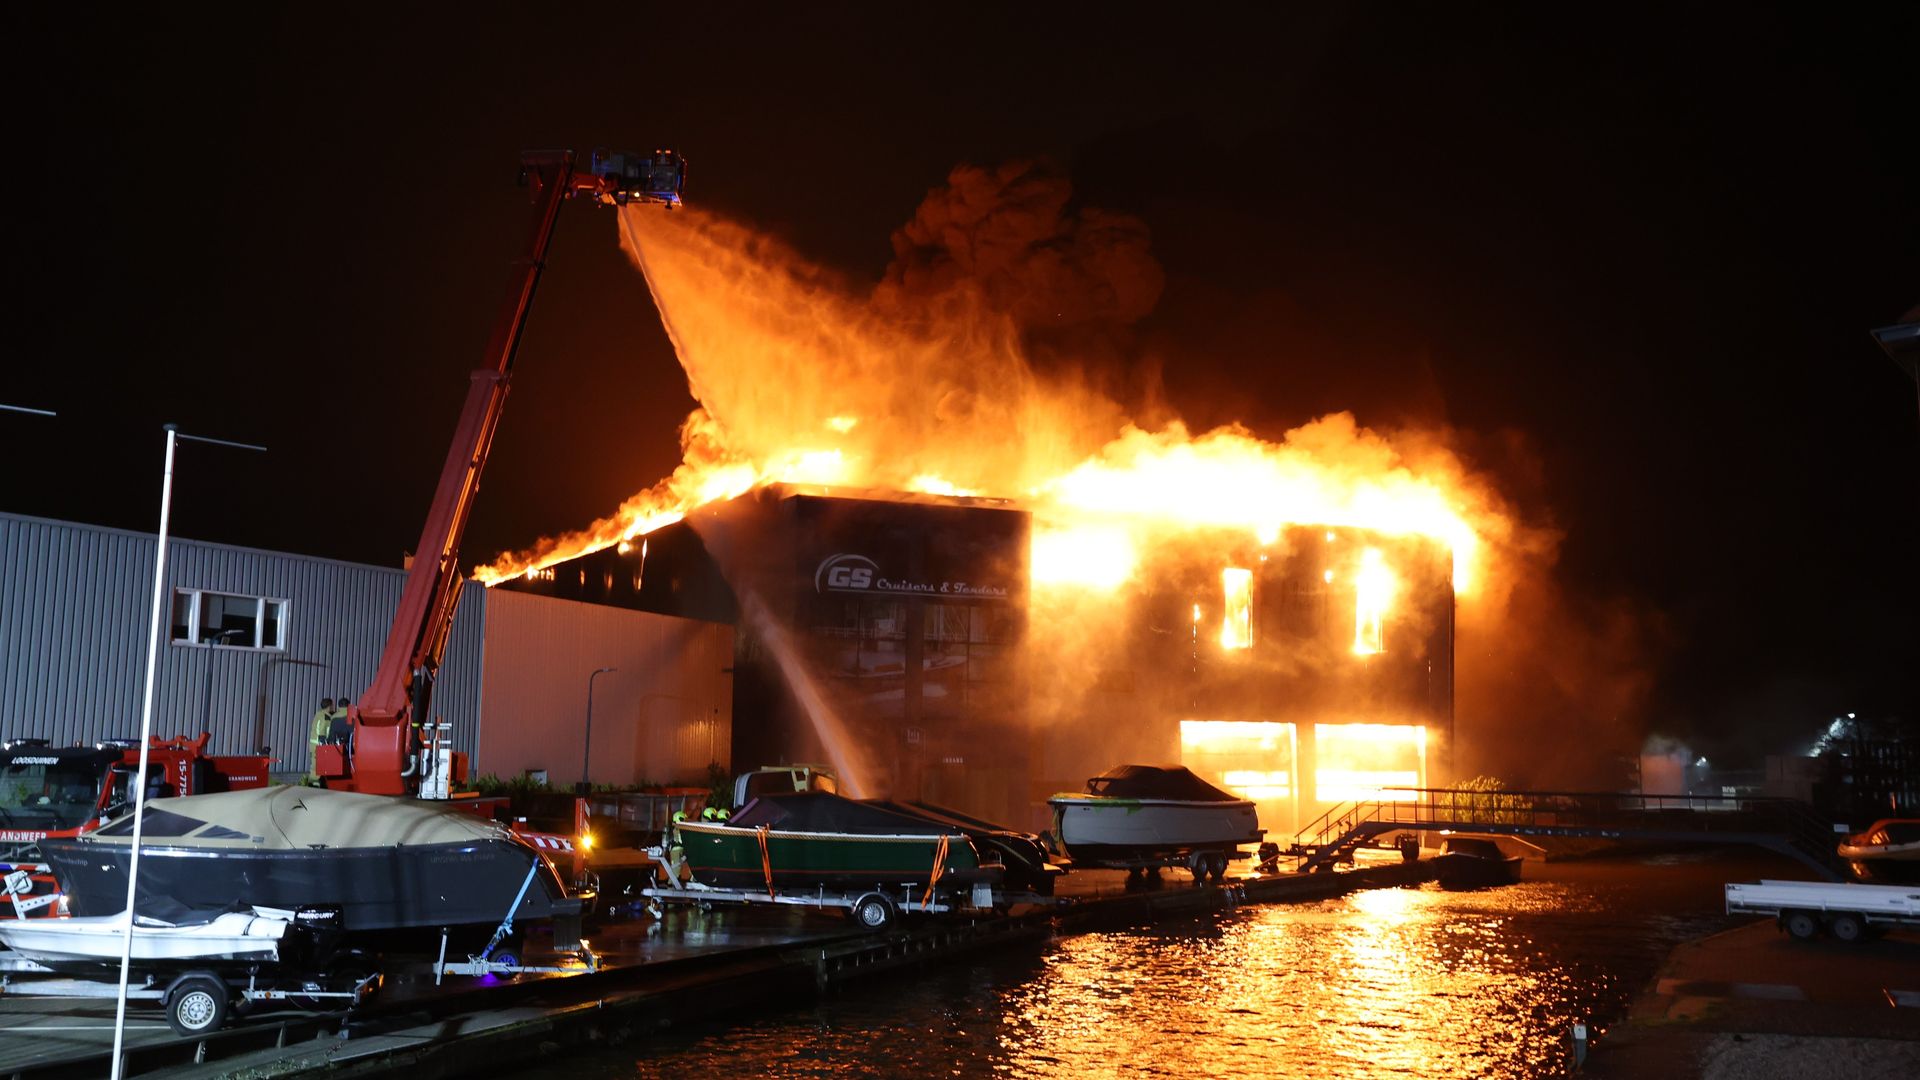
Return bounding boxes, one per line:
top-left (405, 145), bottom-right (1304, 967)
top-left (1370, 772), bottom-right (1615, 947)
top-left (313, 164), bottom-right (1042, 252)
top-left (922, 834), bottom-right (949, 911)
top-left (754, 825), bottom-right (775, 900)
top-left (481, 858), bottom-right (541, 959)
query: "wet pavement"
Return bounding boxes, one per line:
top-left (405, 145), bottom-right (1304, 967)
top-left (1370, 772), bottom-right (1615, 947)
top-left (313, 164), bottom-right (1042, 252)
top-left (0, 907), bottom-right (864, 1074)
top-left (0, 991), bottom-right (180, 1073)
top-left (1583, 920), bottom-right (1920, 1078)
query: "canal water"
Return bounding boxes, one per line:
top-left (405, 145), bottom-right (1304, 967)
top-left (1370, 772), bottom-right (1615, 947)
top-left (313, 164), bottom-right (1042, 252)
top-left (530, 849), bottom-right (1793, 1079)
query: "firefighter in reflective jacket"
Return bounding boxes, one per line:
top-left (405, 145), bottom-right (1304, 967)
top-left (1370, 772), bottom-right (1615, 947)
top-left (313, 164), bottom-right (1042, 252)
top-left (306, 698), bottom-right (335, 782)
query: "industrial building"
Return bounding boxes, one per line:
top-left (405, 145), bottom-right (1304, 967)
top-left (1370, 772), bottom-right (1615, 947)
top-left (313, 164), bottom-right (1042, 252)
top-left (501, 487), bottom-right (1030, 818)
top-left (500, 486), bottom-right (1456, 833)
top-left (0, 511), bottom-right (731, 788)
top-left (0, 489), bottom-right (1453, 829)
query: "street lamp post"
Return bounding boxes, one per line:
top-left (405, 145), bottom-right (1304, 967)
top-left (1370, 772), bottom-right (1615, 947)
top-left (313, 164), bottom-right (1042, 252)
top-left (580, 667), bottom-right (617, 794)
top-left (112, 425), bottom-right (265, 1080)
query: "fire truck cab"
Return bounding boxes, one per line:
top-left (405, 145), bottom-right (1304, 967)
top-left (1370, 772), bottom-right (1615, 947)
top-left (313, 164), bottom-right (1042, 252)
top-left (0, 735), bottom-right (270, 917)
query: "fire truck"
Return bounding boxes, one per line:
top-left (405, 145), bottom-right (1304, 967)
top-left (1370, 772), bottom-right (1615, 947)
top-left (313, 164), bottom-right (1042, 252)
top-left (0, 735), bottom-right (269, 917)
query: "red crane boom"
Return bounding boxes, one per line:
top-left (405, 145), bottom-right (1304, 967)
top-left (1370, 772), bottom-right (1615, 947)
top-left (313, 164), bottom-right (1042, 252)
top-left (320, 148), bottom-right (683, 796)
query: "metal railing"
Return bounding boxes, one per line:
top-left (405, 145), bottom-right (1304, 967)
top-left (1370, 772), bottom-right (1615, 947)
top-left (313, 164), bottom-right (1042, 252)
top-left (1287, 787), bottom-right (1842, 878)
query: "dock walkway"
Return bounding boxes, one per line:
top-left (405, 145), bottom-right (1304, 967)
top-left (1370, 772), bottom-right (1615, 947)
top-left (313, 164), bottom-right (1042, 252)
top-left (0, 860), bottom-right (1428, 1079)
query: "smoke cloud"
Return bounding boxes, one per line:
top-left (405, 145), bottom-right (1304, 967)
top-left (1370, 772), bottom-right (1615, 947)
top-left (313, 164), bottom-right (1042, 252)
top-left (480, 160), bottom-right (1654, 794)
top-left (876, 161), bottom-right (1164, 341)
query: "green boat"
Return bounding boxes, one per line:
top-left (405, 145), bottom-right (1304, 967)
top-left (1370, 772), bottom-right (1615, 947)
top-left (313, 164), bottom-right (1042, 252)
top-left (676, 792), bottom-right (998, 892)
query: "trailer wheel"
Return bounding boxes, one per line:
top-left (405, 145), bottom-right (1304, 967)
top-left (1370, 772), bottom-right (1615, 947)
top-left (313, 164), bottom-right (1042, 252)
top-left (166, 975), bottom-right (230, 1036)
top-left (1187, 850), bottom-right (1210, 882)
top-left (851, 893), bottom-right (896, 932)
top-left (1828, 912), bottom-right (1866, 943)
top-left (1207, 852), bottom-right (1230, 883)
top-left (1782, 910), bottom-right (1820, 941)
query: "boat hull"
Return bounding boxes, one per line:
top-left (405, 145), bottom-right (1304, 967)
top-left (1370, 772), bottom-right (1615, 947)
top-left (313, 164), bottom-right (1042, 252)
top-left (1432, 852), bottom-right (1524, 889)
top-left (1047, 797), bottom-right (1262, 863)
top-left (0, 910), bottom-right (286, 973)
top-left (39, 837), bottom-right (569, 932)
top-left (676, 821), bottom-right (991, 892)
top-left (1843, 856), bottom-right (1920, 884)
top-left (1838, 821), bottom-right (1920, 884)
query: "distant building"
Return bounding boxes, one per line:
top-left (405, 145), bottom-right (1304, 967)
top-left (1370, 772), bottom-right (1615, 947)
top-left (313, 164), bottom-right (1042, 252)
top-left (0, 512), bottom-right (731, 787)
top-left (1763, 754), bottom-right (1828, 804)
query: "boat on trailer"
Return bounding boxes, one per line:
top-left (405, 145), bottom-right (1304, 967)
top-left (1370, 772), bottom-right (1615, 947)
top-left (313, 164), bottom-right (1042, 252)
top-left (676, 791), bottom-right (1000, 893)
top-left (654, 791), bottom-right (1004, 930)
top-left (0, 903), bottom-right (379, 1037)
top-left (1048, 765), bottom-right (1262, 882)
top-left (0, 906), bottom-right (291, 972)
top-left (868, 799), bottom-right (1064, 896)
top-left (38, 785), bottom-right (579, 934)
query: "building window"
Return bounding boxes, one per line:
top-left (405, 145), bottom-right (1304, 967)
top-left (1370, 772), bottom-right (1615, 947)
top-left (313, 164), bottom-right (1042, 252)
top-left (169, 589), bottom-right (288, 650)
top-left (1219, 567), bottom-right (1253, 650)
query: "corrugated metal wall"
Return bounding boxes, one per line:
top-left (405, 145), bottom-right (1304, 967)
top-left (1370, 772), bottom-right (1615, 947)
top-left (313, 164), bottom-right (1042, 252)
top-left (476, 589), bottom-right (732, 787)
top-left (0, 513), bottom-right (484, 772)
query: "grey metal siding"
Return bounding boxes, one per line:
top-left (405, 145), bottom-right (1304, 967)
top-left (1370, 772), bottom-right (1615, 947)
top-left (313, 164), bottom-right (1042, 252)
top-left (475, 588), bottom-right (731, 787)
top-left (0, 512), bottom-right (484, 773)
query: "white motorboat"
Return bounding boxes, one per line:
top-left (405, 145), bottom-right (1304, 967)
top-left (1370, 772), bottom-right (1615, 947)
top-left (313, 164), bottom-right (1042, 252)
top-left (0, 907), bottom-right (289, 972)
top-left (1048, 765), bottom-right (1262, 876)
top-left (1837, 819), bottom-right (1920, 884)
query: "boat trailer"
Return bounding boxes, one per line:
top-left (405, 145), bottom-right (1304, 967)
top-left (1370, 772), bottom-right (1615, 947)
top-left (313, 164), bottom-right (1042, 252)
top-left (432, 857), bottom-right (600, 982)
top-left (633, 844), bottom-right (998, 932)
top-left (0, 949), bottom-right (377, 1037)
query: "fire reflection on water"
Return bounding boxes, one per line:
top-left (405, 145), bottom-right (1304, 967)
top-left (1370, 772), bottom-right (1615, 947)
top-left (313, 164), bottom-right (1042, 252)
top-left (995, 883), bottom-right (1614, 1079)
top-left (523, 855), bottom-right (1776, 1080)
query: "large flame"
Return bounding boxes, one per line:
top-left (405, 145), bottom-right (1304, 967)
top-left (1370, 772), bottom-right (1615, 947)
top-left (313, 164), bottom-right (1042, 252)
top-left (475, 208), bottom-right (1507, 597)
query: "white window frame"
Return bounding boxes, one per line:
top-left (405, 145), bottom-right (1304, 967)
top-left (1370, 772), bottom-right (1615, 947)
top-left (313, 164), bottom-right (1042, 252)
top-left (168, 588), bottom-right (290, 651)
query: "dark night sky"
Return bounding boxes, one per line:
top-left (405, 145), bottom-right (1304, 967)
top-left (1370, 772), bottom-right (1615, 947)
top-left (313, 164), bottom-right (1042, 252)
top-left (5, 8), bottom-right (1916, 759)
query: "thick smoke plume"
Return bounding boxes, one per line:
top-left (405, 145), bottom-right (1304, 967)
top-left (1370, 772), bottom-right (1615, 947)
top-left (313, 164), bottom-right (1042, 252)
top-left (877, 161), bottom-right (1164, 345)
top-left (479, 160), bottom-right (1650, 790)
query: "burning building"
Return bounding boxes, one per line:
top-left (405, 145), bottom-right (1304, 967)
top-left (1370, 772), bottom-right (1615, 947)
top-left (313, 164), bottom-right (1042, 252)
top-left (481, 182), bottom-right (1507, 831)
top-left (499, 484), bottom-right (1452, 833)
top-left (1077, 526), bottom-right (1454, 835)
top-left (499, 486), bottom-right (1032, 819)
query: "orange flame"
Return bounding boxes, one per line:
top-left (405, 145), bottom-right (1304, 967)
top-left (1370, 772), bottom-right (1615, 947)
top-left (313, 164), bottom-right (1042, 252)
top-left (473, 201), bottom-right (1512, 610)
top-left (1315, 723), bottom-right (1427, 802)
top-left (1220, 568), bottom-right (1253, 650)
top-left (1352, 547), bottom-right (1394, 655)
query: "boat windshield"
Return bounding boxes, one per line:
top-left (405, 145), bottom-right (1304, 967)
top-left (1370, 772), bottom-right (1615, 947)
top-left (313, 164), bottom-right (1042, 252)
top-left (1867, 821), bottom-right (1920, 845)
top-left (1442, 837), bottom-right (1506, 859)
top-left (0, 760), bottom-right (105, 832)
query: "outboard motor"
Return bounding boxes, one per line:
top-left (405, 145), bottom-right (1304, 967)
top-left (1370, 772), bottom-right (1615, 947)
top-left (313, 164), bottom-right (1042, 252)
top-left (290, 905), bottom-right (346, 967)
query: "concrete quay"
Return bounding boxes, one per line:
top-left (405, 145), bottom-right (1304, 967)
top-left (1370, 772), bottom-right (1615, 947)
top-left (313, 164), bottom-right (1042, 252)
top-left (0, 860), bottom-right (1429, 1079)
top-left (1581, 919), bottom-right (1920, 1079)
